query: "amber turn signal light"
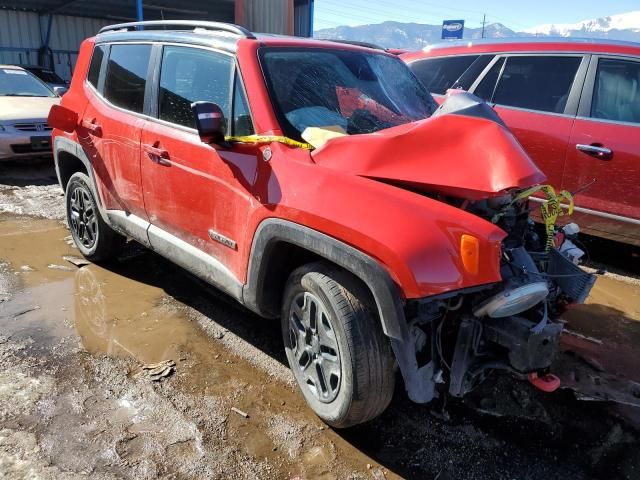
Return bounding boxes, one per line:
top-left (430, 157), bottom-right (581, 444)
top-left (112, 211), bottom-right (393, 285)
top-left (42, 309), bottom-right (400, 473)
top-left (460, 234), bottom-right (480, 275)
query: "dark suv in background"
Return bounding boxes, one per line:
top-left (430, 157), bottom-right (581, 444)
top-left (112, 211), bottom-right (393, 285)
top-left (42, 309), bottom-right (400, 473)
top-left (402, 39), bottom-right (640, 246)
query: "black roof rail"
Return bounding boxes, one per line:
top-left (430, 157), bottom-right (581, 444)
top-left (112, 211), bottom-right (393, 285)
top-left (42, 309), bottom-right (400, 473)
top-left (99, 20), bottom-right (256, 39)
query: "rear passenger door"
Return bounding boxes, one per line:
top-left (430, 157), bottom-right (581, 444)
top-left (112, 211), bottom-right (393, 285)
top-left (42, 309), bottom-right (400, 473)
top-left (81, 43), bottom-right (153, 221)
top-left (470, 54), bottom-right (588, 188)
top-left (562, 56), bottom-right (640, 243)
top-left (140, 44), bottom-right (259, 278)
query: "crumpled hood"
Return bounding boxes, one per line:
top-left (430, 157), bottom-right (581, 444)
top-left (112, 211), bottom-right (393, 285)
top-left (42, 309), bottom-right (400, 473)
top-left (311, 114), bottom-right (546, 200)
top-left (0, 97), bottom-right (59, 122)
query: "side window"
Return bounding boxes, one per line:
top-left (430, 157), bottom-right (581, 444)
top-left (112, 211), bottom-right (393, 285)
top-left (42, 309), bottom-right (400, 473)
top-left (474, 57), bottom-right (505, 101)
top-left (591, 58), bottom-right (640, 124)
top-left (87, 45), bottom-right (106, 89)
top-left (159, 46), bottom-right (233, 129)
top-left (232, 75), bottom-right (254, 136)
top-left (410, 56), bottom-right (479, 94)
top-left (491, 56), bottom-right (582, 113)
top-left (103, 44), bottom-right (151, 114)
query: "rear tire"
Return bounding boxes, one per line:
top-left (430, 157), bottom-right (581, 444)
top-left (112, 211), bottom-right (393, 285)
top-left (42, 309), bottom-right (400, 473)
top-left (65, 172), bottom-right (125, 262)
top-left (281, 262), bottom-right (395, 428)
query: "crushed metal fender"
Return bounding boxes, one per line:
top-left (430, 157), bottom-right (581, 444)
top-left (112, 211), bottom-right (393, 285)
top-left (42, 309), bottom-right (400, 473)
top-left (310, 114), bottom-right (546, 200)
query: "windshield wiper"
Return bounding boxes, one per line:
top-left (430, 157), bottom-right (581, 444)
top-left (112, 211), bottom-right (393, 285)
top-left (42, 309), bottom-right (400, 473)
top-left (1, 94), bottom-right (49, 97)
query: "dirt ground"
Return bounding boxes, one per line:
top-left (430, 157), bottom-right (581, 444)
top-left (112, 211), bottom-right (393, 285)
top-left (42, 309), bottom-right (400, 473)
top-left (1, 162), bottom-right (640, 480)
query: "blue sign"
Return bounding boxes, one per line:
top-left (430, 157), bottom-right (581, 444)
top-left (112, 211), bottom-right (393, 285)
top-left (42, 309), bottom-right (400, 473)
top-left (442, 20), bottom-right (464, 40)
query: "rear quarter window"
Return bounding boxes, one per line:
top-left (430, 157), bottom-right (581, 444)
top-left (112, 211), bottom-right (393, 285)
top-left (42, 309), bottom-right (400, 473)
top-left (87, 45), bottom-right (106, 89)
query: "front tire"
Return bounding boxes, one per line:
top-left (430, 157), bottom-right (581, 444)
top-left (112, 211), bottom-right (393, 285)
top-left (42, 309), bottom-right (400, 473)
top-left (65, 172), bottom-right (125, 262)
top-left (281, 262), bottom-right (395, 428)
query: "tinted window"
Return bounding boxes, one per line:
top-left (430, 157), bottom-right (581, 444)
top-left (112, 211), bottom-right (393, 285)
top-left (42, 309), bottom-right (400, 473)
top-left (104, 44), bottom-right (151, 113)
top-left (491, 56), bottom-right (581, 113)
top-left (451, 55), bottom-right (493, 90)
top-left (591, 58), bottom-right (640, 124)
top-left (28, 68), bottom-right (65, 84)
top-left (474, 57), bottom-right (505, 101)
top-left (87, 45), bottom-right (105, 89)
top-left (159, 46), bottom-right (233, 129)
top-left (260, 48), bottom-right (436, 140)
top-left (232, 76), bottom-right (254, 136)
top-left (410, 56), bottom-right (479, 94)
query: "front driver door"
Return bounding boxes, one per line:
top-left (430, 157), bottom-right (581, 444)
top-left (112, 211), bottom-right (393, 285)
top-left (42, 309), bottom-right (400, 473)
top-left (470, 54), bottom-right (588, 189)
top-left (141, 44), bottom-right (260, 279)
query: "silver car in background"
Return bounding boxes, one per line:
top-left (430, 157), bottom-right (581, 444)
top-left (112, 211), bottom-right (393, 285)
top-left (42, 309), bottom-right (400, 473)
top-left (0, 65), bottom-right (60, 161)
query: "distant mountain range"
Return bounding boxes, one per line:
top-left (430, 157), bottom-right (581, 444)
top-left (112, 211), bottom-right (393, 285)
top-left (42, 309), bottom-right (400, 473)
top-left (314, 11), bottom-right (640, 50)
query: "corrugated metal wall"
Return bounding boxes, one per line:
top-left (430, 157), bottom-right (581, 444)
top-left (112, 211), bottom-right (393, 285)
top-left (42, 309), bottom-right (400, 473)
top-left (0, 10), bottom-right (108, 81)
top-left (47, 15), bottom-right (109, 80)
top-left (0, 0), bottom-right (311, 81)
top-left (0, 10), bottom-right (41, 66)
top-left (243, 0), bottom-right (289, 35)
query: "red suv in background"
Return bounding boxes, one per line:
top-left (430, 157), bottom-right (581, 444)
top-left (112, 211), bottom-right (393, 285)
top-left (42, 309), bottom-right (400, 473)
top-left (49, 22), bottom-right (594, 427)
top-left (403, 39), bottom-right (640, 246)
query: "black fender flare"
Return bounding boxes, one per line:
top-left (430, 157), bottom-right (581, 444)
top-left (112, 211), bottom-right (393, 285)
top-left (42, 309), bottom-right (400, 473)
top-left (242, 219), bottom-right (408, 341)
top-left (53, 136), bottom-right (110, 224)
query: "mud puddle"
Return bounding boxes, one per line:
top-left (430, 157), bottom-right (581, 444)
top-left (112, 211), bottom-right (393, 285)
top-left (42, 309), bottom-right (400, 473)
top-left (0, 216), bottom-right (389, 479)
top-left (556, 274), bottom-right (640, 410)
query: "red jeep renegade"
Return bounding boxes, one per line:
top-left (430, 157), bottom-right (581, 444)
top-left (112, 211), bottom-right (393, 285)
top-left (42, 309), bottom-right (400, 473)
top-left (49, 21), bottom-right (594, 428)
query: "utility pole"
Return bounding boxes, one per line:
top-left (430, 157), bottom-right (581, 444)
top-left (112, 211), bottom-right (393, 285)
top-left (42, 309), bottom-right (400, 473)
top-left (481, 13), bottom-right (486, 38)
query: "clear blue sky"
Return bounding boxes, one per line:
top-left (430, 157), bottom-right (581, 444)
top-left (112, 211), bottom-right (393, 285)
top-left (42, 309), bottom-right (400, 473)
top-left (313, 0), bottom-right (640, 31)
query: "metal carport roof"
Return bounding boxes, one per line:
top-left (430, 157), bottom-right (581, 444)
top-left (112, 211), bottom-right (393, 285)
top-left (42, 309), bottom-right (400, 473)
top-left (0, 0), bottom-right (235, 22)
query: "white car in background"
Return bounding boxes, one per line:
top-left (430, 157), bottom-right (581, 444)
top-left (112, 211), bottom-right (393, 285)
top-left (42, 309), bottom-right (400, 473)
top-left (0, 65), bottom-right (60, 161)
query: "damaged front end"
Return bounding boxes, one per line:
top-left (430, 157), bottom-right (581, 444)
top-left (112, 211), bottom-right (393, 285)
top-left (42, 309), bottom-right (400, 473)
top-left (399, 184), bottom-right (597, 404)
top-left (311, 90), bottom-right (597, 404)
top-left (378, 92), bottom-right (597, 404)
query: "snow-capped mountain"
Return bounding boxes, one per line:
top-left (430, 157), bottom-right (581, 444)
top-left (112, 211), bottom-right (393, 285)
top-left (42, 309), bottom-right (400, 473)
top-left (525, 11), bottom-right (640, 37)
top-left (314, 11), bottom-right (640, 49)
top-left (315, 22), bottom-right (522, 50)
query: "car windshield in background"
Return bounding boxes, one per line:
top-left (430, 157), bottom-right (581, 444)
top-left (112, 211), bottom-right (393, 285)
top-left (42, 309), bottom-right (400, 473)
top-left (259, 48), bottom-right (437, 139)
top-left (27, 68), bottom-right (66, 85)
top-left (0, 68), bottom-right (56, 97)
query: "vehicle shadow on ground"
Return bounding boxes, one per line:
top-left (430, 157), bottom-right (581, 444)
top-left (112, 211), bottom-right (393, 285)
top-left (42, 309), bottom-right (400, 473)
top-left (110, 244), bottom-right (289, 366)
top-left (0, 161), bottom-right (58, 187)
top-left (102, 244), bottom-right (639, 480)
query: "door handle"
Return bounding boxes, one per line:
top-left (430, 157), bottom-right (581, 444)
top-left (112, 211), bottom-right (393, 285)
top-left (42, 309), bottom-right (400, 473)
top-left (576, 143), bottom-right (613, 160)
top-left (81, 119), bottom-right (102, 137)
top-left (143, 143), bottom-right (171, 166)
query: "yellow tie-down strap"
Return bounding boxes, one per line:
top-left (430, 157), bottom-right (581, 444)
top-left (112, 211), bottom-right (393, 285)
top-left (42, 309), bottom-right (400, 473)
top-left (495, 185), bottom-right (575, 251)
top-left (225, 135), bottom-right (314, 150)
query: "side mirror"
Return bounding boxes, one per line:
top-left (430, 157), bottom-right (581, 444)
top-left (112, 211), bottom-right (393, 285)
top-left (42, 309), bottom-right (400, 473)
top-left (48, 104), bottom-right (78, 133)
top-left (53, 86), bottom-right (68, 96)
top-left (191, 101), bottom-right (226, 144)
